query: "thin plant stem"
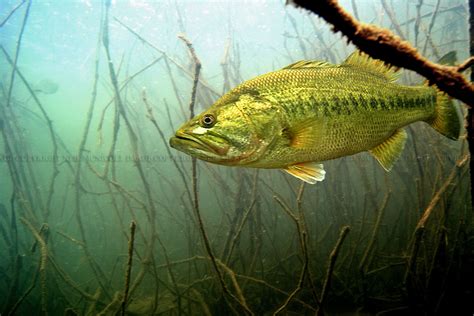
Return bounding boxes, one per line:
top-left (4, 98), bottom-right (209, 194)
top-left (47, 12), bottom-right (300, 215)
top-left (422, 0), bottom-right (441, 55)
top-left (179, 33), bottom-right (253, 315)
top-left (20, 217), bottom-right (48, 315)
top-left (273, 193), bottom-right (321, 314)
top-left (318, 225), bottom-right (351, 313)
top-left (358, 191), bottom-right (391, 272)
top-left (121, 221), bottom-right (136, 315)
top-left (5, 0), bottom-right (31, 108)
top-left (1, 46), bottom-right (60, 221)
top-left (0, 1), bottom-right (26, 27)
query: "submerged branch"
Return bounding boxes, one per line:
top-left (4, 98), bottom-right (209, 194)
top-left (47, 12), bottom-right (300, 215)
top-left (5, 0), bottom-right (31, 108)
top-left (20, 217), bottom-right (48, 314)
top-left (178, 34), bottom-right (201, 118)
top-left (319, 225), bottom-right (350, 311)
top-left (404, 154), bottom-right (469, 287)
top-left (114, 17), bottom-right (220, 98)
top-left (358, 191), bottom-right (391, 272)
top-left (273, 191), bottom-right (321, 313)
top-left (121, 221), bottom-right (136, 315)
top-left (0, 1), bottom-right (26, 27)
top-left (417, 154), bottom-right (469, 230)
top-left (178, 34), bottom-right (253, 315)
top-left (142, 90), bottom-right (193, 208)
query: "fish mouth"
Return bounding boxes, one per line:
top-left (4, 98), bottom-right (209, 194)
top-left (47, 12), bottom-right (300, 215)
top-left (170, 131), bottom-right (229, 157)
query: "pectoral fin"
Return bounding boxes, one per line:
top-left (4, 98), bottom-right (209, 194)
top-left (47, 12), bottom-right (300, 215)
top-left (284, 162), bottom-right (326, 184)
top-left (283, 117), bottom-right (325, 149)
top-left (369, 129), bottom-right (407, 171)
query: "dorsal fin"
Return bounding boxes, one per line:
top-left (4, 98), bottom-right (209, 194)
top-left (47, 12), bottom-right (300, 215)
top-left (282, 60), bottom-right (333, 70)
top-left (342, 50), bottom-right (399, 82)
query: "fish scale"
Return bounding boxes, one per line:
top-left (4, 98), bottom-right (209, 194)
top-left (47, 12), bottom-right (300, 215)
top-left (234, 65), bottom-right (432, 164)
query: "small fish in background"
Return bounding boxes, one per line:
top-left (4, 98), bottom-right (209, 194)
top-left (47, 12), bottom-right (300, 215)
top-left (32, 78), bottom-right (59, 95)
top-left (170, 51), bottom-right (460, 184)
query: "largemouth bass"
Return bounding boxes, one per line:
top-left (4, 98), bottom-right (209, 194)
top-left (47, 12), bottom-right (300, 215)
top-left (170, 51), bottom-right (460, 184)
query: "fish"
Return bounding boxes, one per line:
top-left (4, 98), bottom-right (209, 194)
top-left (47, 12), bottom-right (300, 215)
top-left (32, 79), bottom-right (59, 95)
top-left (169, 51), bottom-right (460, 184)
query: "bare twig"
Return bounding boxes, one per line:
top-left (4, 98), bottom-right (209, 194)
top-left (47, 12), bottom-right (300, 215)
top-left (399, 4), bottom-right (464, 27)
top-left (178, 33), bottom-right (253, 315)
top-left (221, 38), bottom-right (231, 94)
top-left (5, 0), bottom-right (31, 108)
top-left (381, 0), bottom-right (406, 40)
top-left (273, 192), bottom-right (321, 314)
top-left (114, 17), bottom-right (220, 98)
top-left (102, 0), bottom-right (160, 301)
top-left (7, 255), bottom-right (40, 316)
top-left (236, 274), bottom-right (317, 312)
top-left (178, 34), bottom-right (201, 118)
top-left (457, 57), bottom-right (474, 73)
top-left (0, 1), bottom-right (26, 27)
top-left (350, 0), bottom-right (359, 21)
top-left (1, 46), bottom-right (60, 221)
top-left (358, 191), bottom-right (391, 272)
top-left (142, 90), bottom-right (193, 207)
top-left (417, 154), bottom-right (468, 230)
top-left (414, 0), bottom-right (423, 46)
top-left (319, 226), bottom-right (350, 311)
top-left (121, 221), bottom-right (136, 315)
top-left (405, 154), bottom-right (469, 286)
top-left (20, 217), bottom-right (48, 314)
top-left (421, 0), bottom-right (441, 55)
top-left (224, 199), bottom-right (257, 264)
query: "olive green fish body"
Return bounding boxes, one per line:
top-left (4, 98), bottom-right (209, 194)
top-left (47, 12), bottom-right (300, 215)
top-left (238, 66), bottom-right (435, 167)
top-left (170, 51), bottom-right (460, 183)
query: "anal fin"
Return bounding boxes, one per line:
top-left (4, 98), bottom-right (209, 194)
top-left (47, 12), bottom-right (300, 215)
top-left (284, 162), bottom-right (326, 184)
top-left (369, 129), bottom-right (407, 171)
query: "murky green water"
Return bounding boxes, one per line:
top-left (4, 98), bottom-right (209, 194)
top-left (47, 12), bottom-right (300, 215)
top-left (0, 1), bottom-right (472, 315)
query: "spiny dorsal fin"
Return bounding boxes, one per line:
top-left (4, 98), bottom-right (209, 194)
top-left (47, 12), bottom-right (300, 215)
top-left (282, 60), bottom-right (333, 70)
top-left (369, 129), bottom-right (407, 171)
top-left (342, 50), bottom-right (399, 82)
top-left (284, 162), bottom-right (326, 184)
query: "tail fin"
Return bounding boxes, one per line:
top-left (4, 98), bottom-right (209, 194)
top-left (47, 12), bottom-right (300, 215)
top-left (429, 91), bottom-right (461, 140)
top-left (427, 51), bottom-right (461, 140)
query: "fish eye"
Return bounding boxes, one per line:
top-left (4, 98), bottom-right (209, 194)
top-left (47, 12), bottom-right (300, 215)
top-left (200, 114), bottom-right (216, 128)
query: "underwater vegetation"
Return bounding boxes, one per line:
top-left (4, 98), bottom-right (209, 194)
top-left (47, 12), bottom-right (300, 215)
top-left (0, 0), bottom-right (473, 315)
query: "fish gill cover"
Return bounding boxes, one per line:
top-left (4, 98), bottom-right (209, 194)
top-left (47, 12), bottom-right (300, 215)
top-left (0, 0), bottom-right (472, 315)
